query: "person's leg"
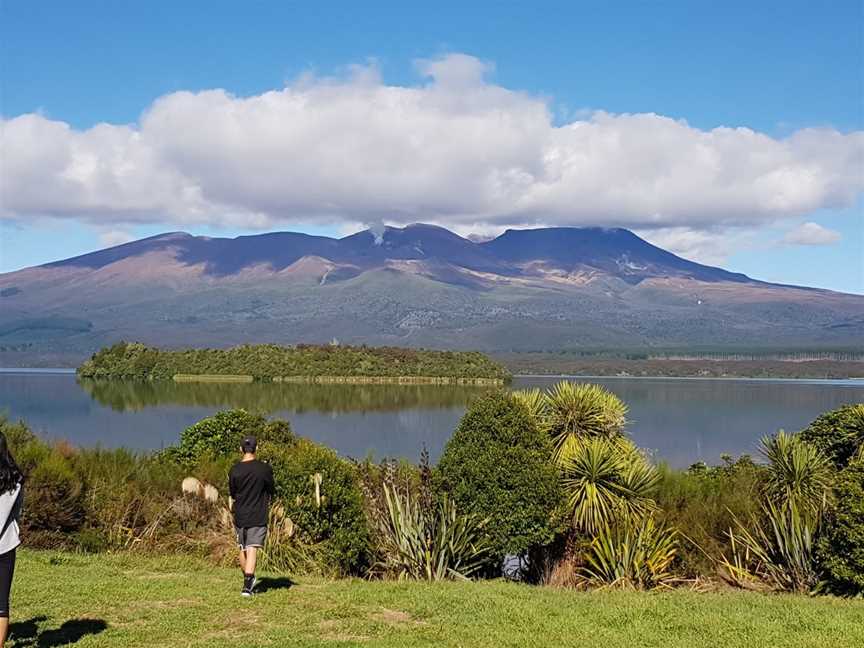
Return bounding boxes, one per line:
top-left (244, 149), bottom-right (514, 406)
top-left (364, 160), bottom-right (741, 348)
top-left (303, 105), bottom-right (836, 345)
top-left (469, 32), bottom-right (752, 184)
top-left (241, 547), bottom-right (258, 595)
top-left (241, 528), bottom-right (265, 595)
top-left (244, 546), bottom-right (258, 577)
top-left (236, 526), bottom-right (247, 573)
top-left (0, 549), bottom-right (15, 647)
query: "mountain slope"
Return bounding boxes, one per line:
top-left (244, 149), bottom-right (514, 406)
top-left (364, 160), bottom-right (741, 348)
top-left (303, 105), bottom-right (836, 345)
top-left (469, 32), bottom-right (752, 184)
top-left (1, 223), bottom-right (861, 364)
top-left (483, 227), bottom-right (752, 284)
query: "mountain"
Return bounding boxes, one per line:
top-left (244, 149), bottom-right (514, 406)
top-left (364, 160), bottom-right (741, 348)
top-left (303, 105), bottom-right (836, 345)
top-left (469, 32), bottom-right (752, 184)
top-left (483, 227), bottom-right (752, 284)
top-left (1, 223), bottom-right (862, 365)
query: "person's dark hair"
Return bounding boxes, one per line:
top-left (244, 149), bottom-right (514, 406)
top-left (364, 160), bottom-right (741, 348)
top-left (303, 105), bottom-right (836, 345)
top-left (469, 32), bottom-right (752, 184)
top-left (0, 433), bottom-right (23, 495)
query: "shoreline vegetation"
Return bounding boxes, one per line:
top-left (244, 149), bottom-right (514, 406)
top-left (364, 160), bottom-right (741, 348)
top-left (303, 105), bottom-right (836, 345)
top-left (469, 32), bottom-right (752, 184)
top-left (2, 384), bottom-right (863, 644)
top-left (77, 342), bottom-right (510, 385)
top-left (4, 347), bottom-right (861, 380)
top-left (3, 390), bottom-right (863, 593)
top-left (173, 374), bottom-right (504, 385)
top-left (497, 352), bottom-right (864, 379)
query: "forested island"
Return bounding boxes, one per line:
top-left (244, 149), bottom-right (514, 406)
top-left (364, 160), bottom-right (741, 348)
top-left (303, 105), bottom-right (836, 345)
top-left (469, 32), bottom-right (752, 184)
top-left (77, 341), bottom-right (510, 384)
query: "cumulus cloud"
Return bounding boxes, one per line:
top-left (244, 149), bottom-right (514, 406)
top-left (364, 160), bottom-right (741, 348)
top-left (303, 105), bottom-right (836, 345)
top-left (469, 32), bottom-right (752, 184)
top-left (98, 229), bottom-right (136, 248)
top-left (1, 54), bottom-right (862, 234)
top-left (782, 222), bottom-right (842, 246)
top-left (635, 227), bottom-right (742, 266)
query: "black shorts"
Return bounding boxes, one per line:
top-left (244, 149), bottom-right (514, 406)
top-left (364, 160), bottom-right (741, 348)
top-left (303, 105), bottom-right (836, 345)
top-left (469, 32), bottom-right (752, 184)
top-left (235, 526), bottom-right (267, 549)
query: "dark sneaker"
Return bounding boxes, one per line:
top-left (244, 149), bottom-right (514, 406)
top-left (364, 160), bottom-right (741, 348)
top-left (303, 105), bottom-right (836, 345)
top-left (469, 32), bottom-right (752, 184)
top-left (242, 574), bottom-right (256, 597)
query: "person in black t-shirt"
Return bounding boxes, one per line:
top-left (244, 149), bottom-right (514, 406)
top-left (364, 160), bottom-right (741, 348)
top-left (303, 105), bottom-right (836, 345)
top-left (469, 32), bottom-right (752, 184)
top-left (228, 436), bottom-right (275, 597)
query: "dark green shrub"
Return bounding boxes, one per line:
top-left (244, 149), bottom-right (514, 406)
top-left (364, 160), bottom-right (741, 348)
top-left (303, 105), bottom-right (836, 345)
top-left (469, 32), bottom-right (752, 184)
top-left (436, 392), bottom-right (563, 568)
top-left (175, 409), bottom-right (295, 463)
top-left (260, 439), bottom-right (370, 575)
top-left (262, 419), bottom-right (297, 446)
top-left (816, 458), bottom-right (864, 594)
top-left (799, 404), bottom-right (864, 469)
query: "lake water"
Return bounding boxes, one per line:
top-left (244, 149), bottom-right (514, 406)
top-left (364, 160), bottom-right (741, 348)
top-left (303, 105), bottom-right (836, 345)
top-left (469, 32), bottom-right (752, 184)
top-left (1, 370), bottom-right (862, 467)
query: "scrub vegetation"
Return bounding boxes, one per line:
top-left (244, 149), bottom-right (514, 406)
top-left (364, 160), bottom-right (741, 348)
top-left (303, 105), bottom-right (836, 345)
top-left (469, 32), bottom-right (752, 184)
top-left (2, 393), bottom-right (864, 645)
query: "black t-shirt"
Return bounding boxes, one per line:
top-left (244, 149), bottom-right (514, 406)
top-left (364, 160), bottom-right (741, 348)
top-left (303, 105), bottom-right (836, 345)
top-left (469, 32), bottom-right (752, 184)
top-left (228, 459), bottom-right (275, 528)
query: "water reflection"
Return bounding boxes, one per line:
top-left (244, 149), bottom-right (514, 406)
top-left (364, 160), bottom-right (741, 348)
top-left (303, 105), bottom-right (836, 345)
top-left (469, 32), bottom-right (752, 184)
top-left (79, 379), bottom-right (492, 413)
top-left (0, 372), bottom-right (861, 467)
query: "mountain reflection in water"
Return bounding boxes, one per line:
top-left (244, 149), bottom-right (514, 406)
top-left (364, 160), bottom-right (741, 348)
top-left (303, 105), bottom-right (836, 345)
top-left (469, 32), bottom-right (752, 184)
top-left (1, 372), bottom-right (861, 466)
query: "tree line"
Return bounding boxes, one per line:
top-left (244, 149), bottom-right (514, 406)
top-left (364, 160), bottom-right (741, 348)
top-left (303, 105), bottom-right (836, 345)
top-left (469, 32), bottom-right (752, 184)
top-left (77, 341), bottom-right (511, 382)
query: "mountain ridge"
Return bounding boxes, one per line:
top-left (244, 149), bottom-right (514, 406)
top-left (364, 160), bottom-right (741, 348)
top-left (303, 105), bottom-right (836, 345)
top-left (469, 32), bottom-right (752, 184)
top-left (40, 223), bottom-right (757, 283)
top-left (1, 223), bottom-right (861, 364)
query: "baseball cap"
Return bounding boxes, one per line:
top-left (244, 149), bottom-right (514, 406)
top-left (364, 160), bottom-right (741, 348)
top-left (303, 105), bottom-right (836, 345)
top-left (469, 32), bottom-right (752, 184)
top-left (241, 436), bottom-right (257, 453)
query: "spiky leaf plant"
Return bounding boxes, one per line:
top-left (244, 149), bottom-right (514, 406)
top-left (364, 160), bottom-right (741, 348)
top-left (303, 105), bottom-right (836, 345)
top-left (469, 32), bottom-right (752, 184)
top-left (760, 431), bottom-right (833, 523)
top-left (544, 382), bottom-right (628, 463)
top-left (579, 516), bottom-right (678, 590)
top-left (511, 388), bottom-right (550, 432)
top-left (560, 437), bottom-right (658, 535)
top-left (721, 500), bottom-right (819, 593)
top-left (374, 485), bottom-right (491, 581)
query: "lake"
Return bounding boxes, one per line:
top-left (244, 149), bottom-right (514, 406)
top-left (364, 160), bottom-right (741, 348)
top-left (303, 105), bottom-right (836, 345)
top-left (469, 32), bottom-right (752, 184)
top-left (1, 370), bottom-right (862, 467)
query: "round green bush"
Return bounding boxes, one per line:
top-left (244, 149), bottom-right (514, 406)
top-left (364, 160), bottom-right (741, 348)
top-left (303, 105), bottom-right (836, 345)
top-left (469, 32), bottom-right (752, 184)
top-left (176, 409), bottom-right (295, 463)
top-left (259, 439), bottom-right (370, 576)
top-left (436, 392), bottom-right (563, 567)
top-left (816, 458), bottom-right (864, 595)
top-left (799, 404), bottom-right (864, 469)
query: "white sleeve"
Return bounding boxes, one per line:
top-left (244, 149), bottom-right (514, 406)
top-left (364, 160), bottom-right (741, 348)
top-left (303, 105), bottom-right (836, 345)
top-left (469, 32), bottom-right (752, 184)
top-left (0, 484), bottom-right (22, 534)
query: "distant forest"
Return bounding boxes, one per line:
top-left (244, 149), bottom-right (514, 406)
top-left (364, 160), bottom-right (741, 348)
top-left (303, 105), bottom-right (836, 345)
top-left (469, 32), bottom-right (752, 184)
top-left (77, 342), bottom-right (510, 382)
top-left (498, 352), bottom-right (864, 379)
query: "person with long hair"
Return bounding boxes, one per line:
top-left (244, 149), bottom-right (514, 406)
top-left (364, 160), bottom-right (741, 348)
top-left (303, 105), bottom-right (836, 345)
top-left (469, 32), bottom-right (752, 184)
top-left (0, 433), bottom-right (23, 647)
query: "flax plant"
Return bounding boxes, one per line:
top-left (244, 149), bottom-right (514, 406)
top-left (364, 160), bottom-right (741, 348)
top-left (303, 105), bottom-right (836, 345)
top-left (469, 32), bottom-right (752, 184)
top-left (721, 500), bottom-right (818, 593)
top-left (579, 516), bottom-right (679, 590)
top-left (374, 485), bottom-right (490, 581)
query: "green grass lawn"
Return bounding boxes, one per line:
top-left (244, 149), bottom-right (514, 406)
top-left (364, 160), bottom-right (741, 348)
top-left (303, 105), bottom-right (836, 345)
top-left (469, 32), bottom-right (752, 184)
top-left (10, 550), bottom-right (864, 648)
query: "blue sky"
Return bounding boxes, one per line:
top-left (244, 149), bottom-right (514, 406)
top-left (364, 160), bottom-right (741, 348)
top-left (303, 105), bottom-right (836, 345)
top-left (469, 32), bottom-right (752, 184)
top-left (1, 0), bottom-right (862, 292)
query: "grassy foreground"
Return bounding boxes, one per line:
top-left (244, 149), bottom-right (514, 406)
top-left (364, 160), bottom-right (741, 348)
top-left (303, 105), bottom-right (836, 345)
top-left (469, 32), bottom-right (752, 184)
top-left (9, 551), bottom-right (864, 648)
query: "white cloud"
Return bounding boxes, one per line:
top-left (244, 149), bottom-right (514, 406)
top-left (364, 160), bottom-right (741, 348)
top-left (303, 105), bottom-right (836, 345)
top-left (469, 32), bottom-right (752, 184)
top-left (1, 54), bottom-right (862, 235)
top-left (637, 228), bottom-right (733, 266)
top-left (98, 229), bottom-right (136, 248)
top-left (782, 222), bottom-right (842, 246)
